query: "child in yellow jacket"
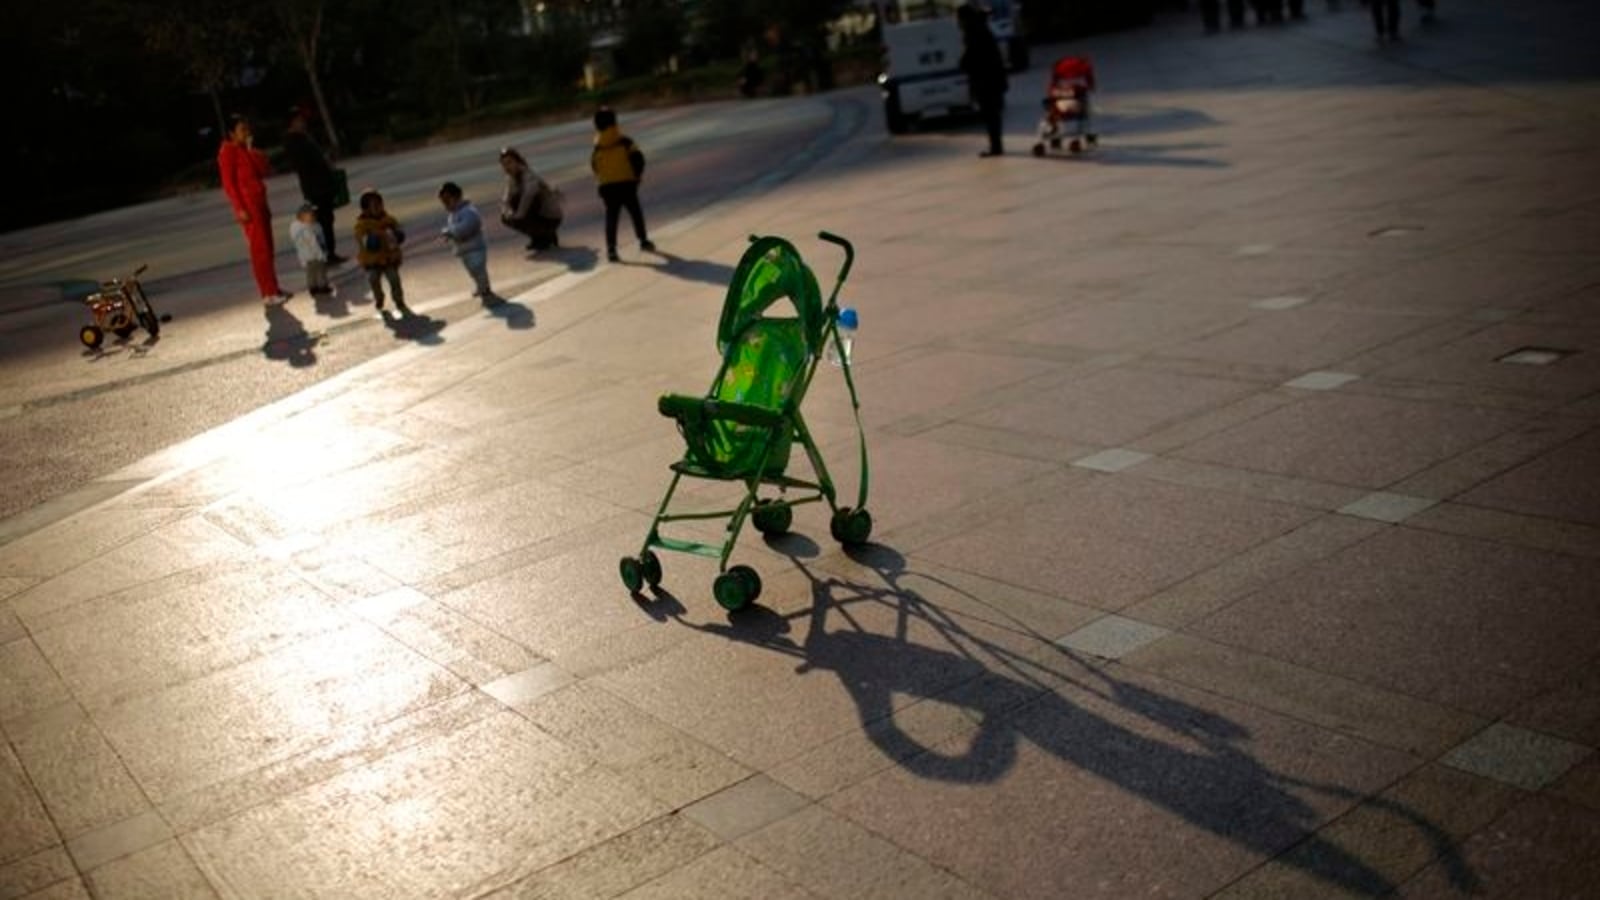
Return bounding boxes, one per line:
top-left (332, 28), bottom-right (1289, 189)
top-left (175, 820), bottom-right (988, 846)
top-left (591, 107), bottom-right (655, 263)
top-left (353, 188), bottom-right (411, 315)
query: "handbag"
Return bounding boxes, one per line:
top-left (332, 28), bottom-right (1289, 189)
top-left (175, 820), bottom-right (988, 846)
top-left (331, 168), bottom-right (351, 209)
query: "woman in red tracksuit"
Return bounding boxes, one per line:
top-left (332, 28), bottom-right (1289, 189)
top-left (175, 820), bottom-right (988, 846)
top-left (218, 115), bottom-right (290, 304)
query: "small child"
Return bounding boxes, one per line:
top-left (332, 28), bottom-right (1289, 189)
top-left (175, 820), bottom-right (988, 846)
top-left (288, 202), bottom-right (331, 297)
top-left (590, 107), bottom-right (655, 263)
top-left (437, 181), bottom-right (496, 304)
top-left (352, 189), bottom-right (409, 315)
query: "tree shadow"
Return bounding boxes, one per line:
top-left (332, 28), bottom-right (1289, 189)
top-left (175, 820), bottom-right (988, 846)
top-left (654, 542), bottom-right (1478, 897)
top-left (262, 305), bottom-right (320, 367)
top-left (380, 308), bottom-right (446, 346)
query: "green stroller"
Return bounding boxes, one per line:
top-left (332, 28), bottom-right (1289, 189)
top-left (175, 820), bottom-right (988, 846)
top-left (619, 232), bottom-right (872, 611)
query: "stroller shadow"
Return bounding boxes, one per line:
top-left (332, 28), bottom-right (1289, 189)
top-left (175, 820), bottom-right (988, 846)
top-left (262, 305), bottom-right (320, 367)
top-left (656, 542), bottom-right (1478, 897)
top-left (380, 308), bottom-right (446, 346)
top-left (1088, 106), bottom-right (1221, 137)
top-left (1043, 141), bottom-right (1230, 169)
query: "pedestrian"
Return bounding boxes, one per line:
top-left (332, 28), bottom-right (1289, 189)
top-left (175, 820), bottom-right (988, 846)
top-left (438, 181), bottom-right (497, 304)
top-left (282, 108), bottom-right (346, 265)
top-left (957, 2), bottom-right (1009, 158)
top-left (1417, 0), bottom-right (1436, 23)
top-left (498, 147), bottom-right (562, 252)
top-left (217, 114), bottom-right (290, 306)
top-left (1200, 0), bottom-right (1223, 32)
top-left (353, 189), bottom-right (410, 316)
top-left (1370, 0), bottom-right (1401, 40)
top-left (289, 202), bottom-right (332, 298)
top-left (590, 107), bottom-right (655, 263)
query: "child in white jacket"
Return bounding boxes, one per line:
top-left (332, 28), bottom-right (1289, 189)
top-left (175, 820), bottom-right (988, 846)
top-left (438, 182), bottom-right (497, 303)
top-left (289, 202), bottom-right (331, 296)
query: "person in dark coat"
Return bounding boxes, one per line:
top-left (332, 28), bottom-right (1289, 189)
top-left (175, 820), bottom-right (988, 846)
top-left (283, 108), bottom-right (345, 264)
top-left (1370, 0), bottom-right (1401, 40)
top-left (957, 2), bottom-right (1008, 158)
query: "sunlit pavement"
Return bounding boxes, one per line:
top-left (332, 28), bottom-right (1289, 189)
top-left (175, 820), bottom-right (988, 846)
top-left (4, 2), bottom-right (1600, 897)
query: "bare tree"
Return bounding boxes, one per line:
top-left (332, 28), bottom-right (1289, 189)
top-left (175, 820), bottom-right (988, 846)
top-left (273, 0), bottom-right (341, 154)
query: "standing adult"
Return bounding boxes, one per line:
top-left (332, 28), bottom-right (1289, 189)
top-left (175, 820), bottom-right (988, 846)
top-left (283, 108), bottom-right (345, 265)
top-left (957, 2), bottom-right (1008, 158)
top-left (498, 147), bottom-right (563, 252)
top-left (1370, 0), bottom-right (1401, 40)
top-left (217, 114), bottom-right (289, 305)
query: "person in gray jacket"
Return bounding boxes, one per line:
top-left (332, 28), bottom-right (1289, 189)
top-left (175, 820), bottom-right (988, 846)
top-left (437, 182), bottom-right (497, 303)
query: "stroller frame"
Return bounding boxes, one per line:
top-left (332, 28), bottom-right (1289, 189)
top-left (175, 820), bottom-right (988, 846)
top-left (620, 232), bottom-right (872, 612)
top-left (1033, 56), bottom-right (1100, 157)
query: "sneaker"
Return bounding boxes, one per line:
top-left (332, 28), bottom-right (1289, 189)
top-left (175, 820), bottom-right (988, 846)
top-left (327, 254), bottom-right (348, 266)
top-left (607, 249), bottom-right (620, 263)
top-left (263, 294), bottom-right (288, 307)
top-left (640, 239), bottom-right (657, 253)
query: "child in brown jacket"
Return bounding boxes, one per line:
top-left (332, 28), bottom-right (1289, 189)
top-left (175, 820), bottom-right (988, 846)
top-left (353, 189), bottom-right (410, 315)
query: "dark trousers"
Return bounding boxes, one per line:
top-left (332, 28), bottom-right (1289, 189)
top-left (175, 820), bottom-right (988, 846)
top-left (1227, 0), bottom-right (1246, 25)
top-left (1200, 0), bottom-right (1222, 29)
top-left (1371, 0), bottom-right (1400, 34)
top-left (978, 93), bottom-right (1005, 154)
top-left (599, 182), bottom-right (648, 251)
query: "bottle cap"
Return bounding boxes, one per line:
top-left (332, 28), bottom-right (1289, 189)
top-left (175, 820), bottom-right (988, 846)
top-left (838, 307), bottom-right (858, 330)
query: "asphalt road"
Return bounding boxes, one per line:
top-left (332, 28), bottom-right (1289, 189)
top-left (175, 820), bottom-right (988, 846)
top-left (0, 93), bottom-right (868, 524)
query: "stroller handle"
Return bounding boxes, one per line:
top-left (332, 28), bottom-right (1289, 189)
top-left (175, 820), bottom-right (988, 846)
top-left (817, 231), bottom-right (853, 295)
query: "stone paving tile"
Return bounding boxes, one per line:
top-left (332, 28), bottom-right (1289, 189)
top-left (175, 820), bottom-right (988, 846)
top-left (16, 878), bottom-right (90, 900)
top-left (1071, 447), bottom-right (1153, 473)
top-left (367, 596), bottom-right (544, 687)
top-left (1005, 297), bottom-right (1249, 354)
top-left (516, 682), bottom-right (751, 811)
top-left (1338, 491), bottom-right (1440, 524)
top-left (1128, 392), bottom-right (1297, 456)
top-left (1126, 515), bottom-right (1385, 629)
top-left (1213, 764), bottom-right (1519, 900)
top-left (917, 420), bottom-right (1098, 465)
top-left (481, 662), bottom-right (575, 707)
top-left (919, 475), bottom-right (1318, 612)
top-left (1405, 501), bottom-right (1600, 561)
top-left (1504, 656), bottom-right (1600, 747)
top-left (1124, 634), bottom-right (1483, 758)
top-left (1389, 415), bottom-right (1593, 501)
top-left (1170, 307), bottom-right (1435, 372)
top-left (1377, 322), bottom-right (1600, 406)
top-left (30, 566), bottom-right (347, 711)
top-left (1191, 528), bottom-right (1600, 719)
top-left (1394, 795), bottom-right (1600, 899)
top-left (1056, 615), bottom-right (1171, 660)
top-left (1282, 371), bottom-right (1360, 391)
top-left (8, 704), bottom-right (149, 840)
top-left (965, 365), bottom-right (1264, 448)
top-left (0, 846), bottom-right (76, 900)
top-left (184, 712), bottom-right (666, 900)
top-left (83, 840), bottom-right (219, 900)
top-left (94, 623), bottom-right (467, 804)
top-left (0, 639), bottom-right (71, 726)
top-left (0, 506), bottom-right (184, 581)
top-left (0, 743), bottom-right (58, 869)
top-left (480, 815), bottom-right (721, 900)
top-left (614, 846), bottom-right (814, 900)
top-left (1176, 392), bottom-right (1527, 489)
top-left (1454, 427), bottom-right (1600, 527)
top-left (1131, 456), bottom-right (1367, 511)
top-left (681, 775), bottom-right (811, 843)
top-left (1441, 723), bottom-right (1593, 792)
top-left (824, 662), bottom-right (1421, 900)
top-left (738, 804), bottom-right (996, 900)
top-left (859, 349), bottom-right (1066, 425)
top-left (64, 809), bottom-right (171, 873)
top-left (1548, 756), bottom-right (1600, 815)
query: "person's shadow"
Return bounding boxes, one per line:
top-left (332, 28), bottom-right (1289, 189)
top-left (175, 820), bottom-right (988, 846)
top-left (628, 250), bottom-right (735, 288)
top-left (312, 288), bottom-right (353, 320)
top-left (262, 305), bottom-right (319, 367)
top-left (650, 542), bottom-right (1478, 897)
top-left (380, 308), bottom-right (446, 346)
top-left (544, 245), bottom-right (600, 273)
top-left (483, 295), bottom-right (535, 330)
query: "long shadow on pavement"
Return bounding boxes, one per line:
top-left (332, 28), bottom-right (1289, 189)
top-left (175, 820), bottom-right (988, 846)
top-left (262, 305), bottom-right (320, 367)
top-left (655, 541), bottom-right (1477, 898)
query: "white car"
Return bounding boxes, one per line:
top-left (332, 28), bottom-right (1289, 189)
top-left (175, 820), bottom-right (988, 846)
top-left (876, 1), bottom-right (1028, 135)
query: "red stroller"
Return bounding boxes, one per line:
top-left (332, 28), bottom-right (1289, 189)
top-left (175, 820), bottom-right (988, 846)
top-left (1033, 56), bottom-right (1098, 156)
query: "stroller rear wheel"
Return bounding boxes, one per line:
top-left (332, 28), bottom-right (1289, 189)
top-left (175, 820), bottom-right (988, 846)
top-left (639, 549), bottom-right (663, 587)
top-left (752, 499), bottom-right (793, 536)
top-left (830, 507), bottom-right (873, 546)
top-left (619, 556), bottom-right (644, 593)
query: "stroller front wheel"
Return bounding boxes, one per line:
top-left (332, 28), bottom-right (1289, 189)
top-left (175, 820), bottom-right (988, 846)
top-left (639, 549), bottom-right (663, 587)
top-left (752, 499), bottom-right (793, 536)
top-left (830, 507), bottom-right (873, 547)
top-left (619, 556), bottom-right (645, 593)
top-left (714, 565), bottom-right (762, 611)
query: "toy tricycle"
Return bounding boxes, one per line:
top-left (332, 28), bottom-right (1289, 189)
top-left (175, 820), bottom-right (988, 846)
top-left (80, 264), bottom-right (161, 349)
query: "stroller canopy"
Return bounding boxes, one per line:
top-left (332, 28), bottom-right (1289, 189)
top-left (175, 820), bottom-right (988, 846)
top-left (718, 237), bottom-right (825, 356)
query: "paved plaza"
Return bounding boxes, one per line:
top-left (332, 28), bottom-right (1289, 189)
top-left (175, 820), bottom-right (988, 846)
top-left (3, 2), bottom-right (1599, 897)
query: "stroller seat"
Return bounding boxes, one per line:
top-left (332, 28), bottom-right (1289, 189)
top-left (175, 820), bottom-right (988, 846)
top-left (622, 233), bottom-right (873, 612)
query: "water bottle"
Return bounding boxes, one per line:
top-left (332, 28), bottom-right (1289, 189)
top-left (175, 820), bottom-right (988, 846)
top-left (827, 307), bottom-right (858, 367)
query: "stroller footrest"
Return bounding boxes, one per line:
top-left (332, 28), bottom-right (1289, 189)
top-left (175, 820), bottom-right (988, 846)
top-left (648, 535), bottom-right (726, 559)
top-left (659, 394), bottom-right (785, 429)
